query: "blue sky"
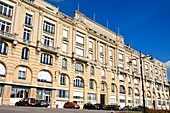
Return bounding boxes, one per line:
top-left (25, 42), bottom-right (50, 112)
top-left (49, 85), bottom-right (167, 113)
top-left (46, 0), bottom-right (170, 80)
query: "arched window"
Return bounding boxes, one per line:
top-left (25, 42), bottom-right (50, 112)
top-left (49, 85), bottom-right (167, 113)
top-left (134, 88), bottom-right (139, 96)
top-left (0, 63), bottom-right (6, 77)
top-left (119, 74), bottom-right (124, 82)
top-left (157, 93), bottom-right (161, 99)
top-left (134, 78), bottom-right (139, 85)
top-left (0, 41), bottom-right (8, 55)
top-left (75, 63), bottom-right (84, 72)
top-left (40, 53), bottom-right (52, 65)
top-left (21, 47), bottom-right (29, 60)
top-left (74, 77), bottom-right (84, 88)
top-left (90, 66), bottom-right (94, 75)
top-left (62, 58), bottom-right (67, 69)
top-left (119, 85), bottom-right (125, 94)
top-left (38, 71), bottom-right (52, 83)
top-left (60, 74), bottom-right (66, 85)
top-left (147, 91), bottom-right (151, 98)
top-left (111, 83), bottom-right (115, 92)
top-left (89, 79), bottom-right (93, 89)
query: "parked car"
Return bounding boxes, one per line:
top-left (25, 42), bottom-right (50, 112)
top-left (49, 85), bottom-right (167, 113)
top-left (83, 103), bottom-right (97, 110)
top-left (35, 100), bottom-right (49, 108)
top-left (94, 103), bottom-right (107, 110)
top-left (63, 102), bottom-right (80, 109)
top-left (15, 98), bottom-right (36, 106)
top-left (121, 105), bottom-right (133, 111)
top-left (132, 105), bottom-right (148, 111)
top-left (106, 105), bottom-right (121, 110)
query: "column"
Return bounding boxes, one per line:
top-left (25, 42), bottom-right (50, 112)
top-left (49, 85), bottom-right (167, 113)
top-left (84, 34), bottom-right (89, 58)
top-left (107, 87), bottom-right (111, 105)
top-left (69, 81), bottom-right (74, 102)
top-left (95, 40), bottom-right (99, 62)
top-left (50, 90), bottom-right (56, 108)
top-left (84, 83), bottom-right (88, 104)
top-left (72, 28), bottom-right (76, 54)
top-left (2, 85), bottom-right (11, 105)
top-left (96, 86), bottom-right (100, 103)
top-left (29, 88), bottom-right (36, 98)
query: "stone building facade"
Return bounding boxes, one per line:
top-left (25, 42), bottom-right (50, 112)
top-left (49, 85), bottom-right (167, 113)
top-left (0, 0), bottom-right (169, 109)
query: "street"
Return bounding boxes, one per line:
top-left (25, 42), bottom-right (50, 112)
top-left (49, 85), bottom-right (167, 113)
top-left (0, 106), bottom-right (117, 113)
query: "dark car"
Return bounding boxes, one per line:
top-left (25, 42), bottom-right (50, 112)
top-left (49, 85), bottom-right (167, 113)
top-left (132, 105), bottom-right (148, 111)
top-left (94, 103), bottom-right (107, 110)
top-left (15, 98), bottom-right (36, 106)
top-left (35, 100), bottom-right (49, 108)
top-left (106, 105), bottom-right (121, 110)
top-left (83, 103), bottom-right (96, 110)
top-left (63, 102), bottom-right (80, 109)
top-left (121, 105), bottom-right (133, 111)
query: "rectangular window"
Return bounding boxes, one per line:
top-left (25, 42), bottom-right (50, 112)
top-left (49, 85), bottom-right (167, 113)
top-left (25, 13), bottom-right (32, 25)
top-left (100, 45), bottom-right (103, 53)
top-left (89, 41), bottom-right (93, 49)
top-left (41, 54), bottom-right (52, 65)
top-left (135, 99), bottom-right (140, 104)
top-left (0, 20), bottom-right (11, 33)
top-left (89, 53), bottom-right (93, 60)
top-left (0, 2), bottom-right (13, 18)
top-left (36, 89), bottom-right (43, 100)
top-left (42, 35), bottom-right (54, 47)
top-left (119, 62), bottom-right (124, 69)
top-left (63, 28), bottom-right (68, 38)
top-left (109, 50), bottom-right (112, 57)
top-left (43, 21), bottom-right (55, 34)
top-left (56, 90), bottom-right (68, 98)
top-left (23, 29), bottom-right (31, 41)
top-left (18, 67), bottom-right (26, 80)
top-left (87, 93), bottom-right (96, 100)
top-left (100, 57), bottom-right (103, 63)
top-left (120, 99), bottom-right (125, 103)
top-left (112, 72), bottom-right (115, 80)
top-left (76, 47), bottom-right (84, 56)
top-left (10, 87), bottom-right (29, 98)
top-left (76, 32), bottom-right (84, 45)
top-left (148, 100), bottom-right (152, 106)
top-left (62, 42), bottom-right (68, 53)
top-left (109, 60), bottom-right (113, 66)
top-left (118, 53), bottom-right (123, 60)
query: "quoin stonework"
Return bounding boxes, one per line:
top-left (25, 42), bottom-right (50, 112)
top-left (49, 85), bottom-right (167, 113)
top-left (0, 0), bottom-right (169, 109)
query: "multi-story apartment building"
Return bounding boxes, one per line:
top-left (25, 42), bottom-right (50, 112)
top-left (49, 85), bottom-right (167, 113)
top-left (0, 0), bottom-right (169, 109)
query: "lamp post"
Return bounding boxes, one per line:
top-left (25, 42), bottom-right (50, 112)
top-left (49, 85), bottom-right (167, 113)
top-left (128, 50), bottom-right (154, 113)
top-left (139, 51), bottom-right (146, 113)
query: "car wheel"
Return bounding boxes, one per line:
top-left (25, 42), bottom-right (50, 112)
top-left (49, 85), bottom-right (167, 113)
top-left (25, 104), bottom-right (28, 106)
top-left (72, 106), bottom-right (75, 109)
top-left (15, 103), bottom-right (17, 106)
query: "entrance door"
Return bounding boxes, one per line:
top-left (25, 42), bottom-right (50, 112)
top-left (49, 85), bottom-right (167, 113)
top-left (153, 100), bottom-right (155, 110)
top-left (100, 94), bottom-right (105, 104)
top-left (44, 90), bottom-right (51, 103)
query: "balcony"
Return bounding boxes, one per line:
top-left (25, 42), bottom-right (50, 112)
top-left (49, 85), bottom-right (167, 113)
top-left (72, 52), bottom-right (88, 63)
top-left (0, 30), bottom-right (17, 41)
top-left (37, 40), bottom-right (59, 54)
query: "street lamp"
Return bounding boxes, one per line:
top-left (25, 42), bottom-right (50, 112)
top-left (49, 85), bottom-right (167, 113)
top-left (128, 50), bottom-right (154, 113)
